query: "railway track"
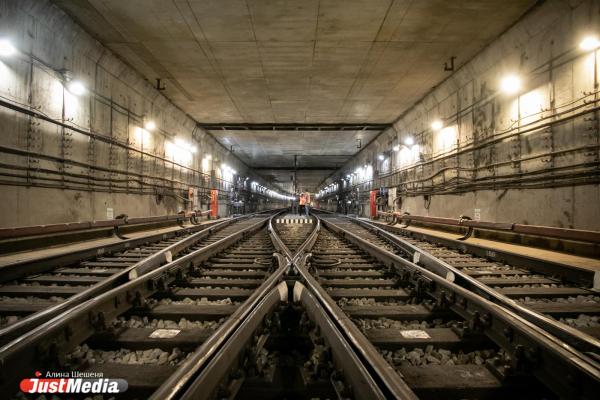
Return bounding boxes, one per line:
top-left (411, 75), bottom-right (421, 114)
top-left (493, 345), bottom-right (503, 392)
top-left (2, 210), bottom-right (600, 399)
top-left (293, 214), bottom-right (600, 398)
top-left (155, 214), bottom-right (395, 399)
top-left (1, 213), bottom-right (286, 398)
top-left (0, 214), bottom-right (274, 345)
top-left (340, 216), bottom-right (600, 356)
top-left (271, 214), bottom-right (316, 256)
top-left (2, 212), bottom-right (392, 400)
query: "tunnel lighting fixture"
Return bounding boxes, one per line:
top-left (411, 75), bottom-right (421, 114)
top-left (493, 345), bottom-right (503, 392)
top-left (225, 164), bottom-right (234, 174)
top-left (219, 164), bottom-right (236, 174)
top-left (171, 138), bottom-right (198, 158)
top-left (580, 35), bottom-right (600, 51)
top-left (500, 74), bottom-right (521, 95)
top-left (378, 154), bottom-right (385, 161)
top-left (404, 137), bottom-right (415, 146)
top-left (431, 120), bottom-right (443, 131)
top-left (393, 145), bottom-right (400, 152)
top-left (66, 80), bottom-right (86, 96)
top-left (144, 121), bottom-right (156, 131)
top-left (0, 39), bottom-right (16, 56)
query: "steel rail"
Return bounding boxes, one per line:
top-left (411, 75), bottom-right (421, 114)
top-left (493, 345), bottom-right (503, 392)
top-left (372, 215), bottom-right (597, 286)
top-left (290, 281), bottom-right (388, 399)
top-left (148, 253), bottom-right (290, 400)
top-left (270, 214), bottom-right (419, 399)
top-left (148, 211), bottom-right (295, 399)
top-left (171, 281), bottom-right (388, 400)
top-left (270, 214), bottom-right (417, 399)
top-left (0, 220), bottom-right (218, 283)
top-left (376, 211), bottom-right (600, 244)
top-left (164, 214), bottom-right (389, 399)
top-left (288, 215), bottom-right (413, 399)
top-left (0, 212), bottom-right (278, 345)
top-left (292, 253), bottom-right (419, 399)
top-left (316, 215), bottom-right (600, 398)
top-left (0, 214), bottom-right (274, 394)
top-left (349, 216), bottom-right (600, 357)
top-left (268, 213), bottom-right (321, 264)
top-left (175, 283), bottom-right (288, 399)
top-left (0, 208), bottom-right (281, 282)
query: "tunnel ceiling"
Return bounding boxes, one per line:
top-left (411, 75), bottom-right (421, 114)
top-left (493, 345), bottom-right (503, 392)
top-left (211, 128), bottom-right (373, 191)
top-left (53, 0), bottom-right (537, 191)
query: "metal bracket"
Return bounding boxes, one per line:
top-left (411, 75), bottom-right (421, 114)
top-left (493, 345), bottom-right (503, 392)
top-left (112, 214), bottom-right (129, 239)
top-left (112, 226), bottom-right (128, 240)
top-left (444, 56), bottom-right (456, 71)
top-left (457, 215), bottom-right (473, 241)
top-left (398, 212), bottom-right (411, 228)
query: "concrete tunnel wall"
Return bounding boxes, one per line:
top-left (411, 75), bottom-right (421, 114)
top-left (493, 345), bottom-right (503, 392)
top-left (0, 0), bottom-right (257, 227)
top-left (325, 0), bottom-right (600, 230)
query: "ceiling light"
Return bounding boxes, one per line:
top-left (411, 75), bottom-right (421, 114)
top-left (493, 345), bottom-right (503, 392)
top-left (404, 137), bottom-right (414, 146)
top-left (393, 145), bottom-right (400, 152)
top-left (431, 120), bottom-right (443, 131)
top-left (500, 74), bottom-right (521, 94)
top-left (144, 121), bottom-right (156, 131)
top-left (0, 39), bottom-right (16, 56)
top-left (580, 35), bottom-right (600, 51)
top-left (378, 154), bottom-right (385, 161)
top-left (66, 80), bottom-right (86, 96)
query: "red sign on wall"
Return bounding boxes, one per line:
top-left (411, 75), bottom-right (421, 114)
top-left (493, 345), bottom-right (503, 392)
top-left (210, 189), bottom-right (218, 218)
top-left (370, 189), bottom-right (379, 218)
